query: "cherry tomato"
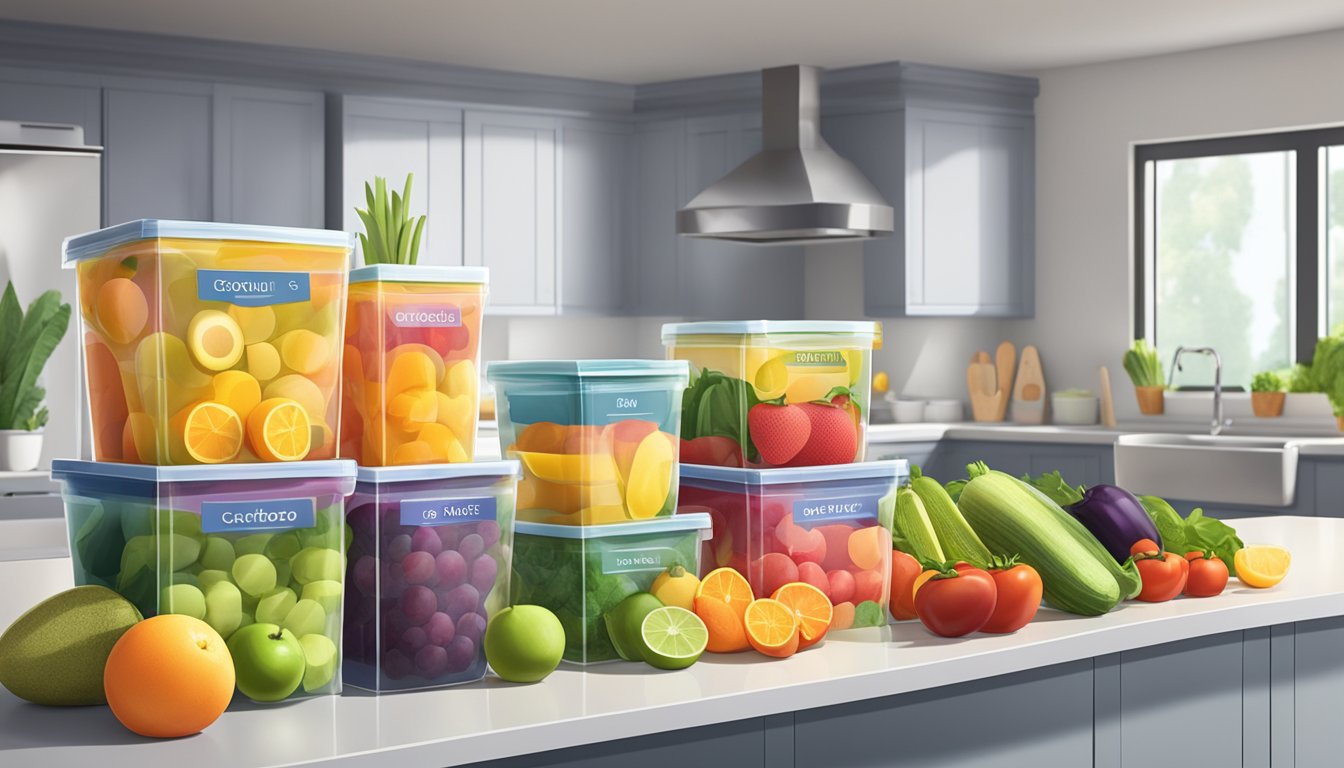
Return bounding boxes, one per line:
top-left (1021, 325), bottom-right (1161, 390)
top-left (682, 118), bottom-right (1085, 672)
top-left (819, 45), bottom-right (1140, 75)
top-left (888, 549), bottom-right (922, 620)
top-left (981, 560), bottom-right (1043, 634)
top-left (1130, 539), bottom-right (1160, 557)
top-left (1184, 553), bottom-right (1229, 597)
top-left (914, 566), bottom-right (997, 637)
top-left (1135, 552), bottom-right (1188, 602)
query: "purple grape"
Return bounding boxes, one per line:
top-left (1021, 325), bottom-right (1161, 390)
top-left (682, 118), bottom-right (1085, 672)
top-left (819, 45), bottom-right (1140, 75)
top-left (436, 525), bottom-right (461, 550)
top-left (425, 611), bottom-right (455, 646)
top-left (402, 550), bottom-right (436, 585)
top-left (458, 533), bottom-right (485, 563)
top-left (347, 503), bottom-right (377, 534)
top-left (387, 605), bottom-right (413, 633)
top-left (468, 554), bottom-right (498, 594)
top-left (434, 550), bottom-right (467, 588)
top-left (398, 625), bottom-right (428, 656)
top-left (456, 611), bottom-right (487, 644)
top-left (353, 555), bottom-right (378, 595)
top-left (383, 649), bottom-right (412, 680)
top-left (444, 635), bottom-right (476, 673)
top-left (401, 585), bottom-right (437, 624)
top-left (411, 526), bottom-right (443, 556)
top-left (380, 562), bottom-right (407, 598)
top-left (477, 520), bottom-right (501, 549)
top-left (387, 534), bottom-right (413, 562)
top-left (352, 595), bottom-right (377, 624)
top-left (378, 501), bottom-right (400, 524)
top-left (438, 583), bottom-right (479, 620)
top-left (415, 644), bottom-right (450, 678)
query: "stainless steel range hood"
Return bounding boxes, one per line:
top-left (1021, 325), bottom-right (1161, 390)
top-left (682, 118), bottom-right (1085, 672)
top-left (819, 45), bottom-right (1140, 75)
top-left (676, 65), bottom-right (894, 245)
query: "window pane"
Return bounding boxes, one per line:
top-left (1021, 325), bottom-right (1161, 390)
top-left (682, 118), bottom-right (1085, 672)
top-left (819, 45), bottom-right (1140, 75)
top-left (1153, 151), bottom-right (1294, 387)
top-left (1329, 146), bottom-right (1344, 335)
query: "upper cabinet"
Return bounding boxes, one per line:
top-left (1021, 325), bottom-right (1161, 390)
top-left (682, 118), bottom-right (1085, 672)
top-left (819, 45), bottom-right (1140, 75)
top-left (213, 85), bottom-right (324, 228)
top-left (103, 78), bottom-right (214, 223)
top-left (559, 118), bottom-right (631, 314)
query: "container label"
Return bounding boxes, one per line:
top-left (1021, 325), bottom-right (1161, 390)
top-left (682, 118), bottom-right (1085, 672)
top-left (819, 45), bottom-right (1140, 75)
top-left (792, 493), bottom-right (881, 526)
top-left (784, 350), bottom-right (847, 369)
top-left (583, 390), bottom-right (675, 427)
top-left (201, 497), bottom-right (316, 533)
top-left (400, 496), bottom-right (496, 526)
top-left (601, 546), bottom-right (682, 575)
top-left (197, 269), bottom-right (311, 307)
top-left (391, 304), bottom-right (462, 328)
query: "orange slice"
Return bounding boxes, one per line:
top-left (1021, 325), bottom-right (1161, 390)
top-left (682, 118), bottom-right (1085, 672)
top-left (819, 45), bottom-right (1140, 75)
top-left (693, 594), bottom-right (750, 653)
top-left (771, 582), bottom-right (833, 650)
top-left (1235, 546), bottom-right (1291, 589)
top-left (246, 397), bottom-right (311, 462)
top-left (175, 401), bottom-right (242, 464)
top-left (744, 598), bottom-right (800, 658)
top-left (696, 567), bottom-right (755, 619)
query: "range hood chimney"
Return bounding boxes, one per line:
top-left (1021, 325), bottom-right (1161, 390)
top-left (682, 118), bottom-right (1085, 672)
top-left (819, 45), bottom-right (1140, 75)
top-left (676, 65), bottom-right (894, 245)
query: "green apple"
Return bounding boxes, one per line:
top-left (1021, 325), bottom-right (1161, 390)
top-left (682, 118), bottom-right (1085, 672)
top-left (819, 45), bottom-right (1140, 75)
top-left (484, 605), bottom-right (565, 683)
top-left (226, 623), bottom-right (305, 702)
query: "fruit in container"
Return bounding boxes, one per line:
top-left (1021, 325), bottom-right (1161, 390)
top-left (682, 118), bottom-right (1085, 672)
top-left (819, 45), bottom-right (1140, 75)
top-left (247, 397), bottom-right (312, 462)
top-left (103, 614), bottom-right (234, 738)
top-left (229, 305), bottom-right (276, 345)
top-left (187, 310), bottom-right (245, 372)
top-left (96, 277), bottom-right (148, 344)
top-left (170, 401), bottom-right (243, 464)
top-left (247, 342), bottom-right (282, 382)
top-left (279, 329), bottom-right (331, 376)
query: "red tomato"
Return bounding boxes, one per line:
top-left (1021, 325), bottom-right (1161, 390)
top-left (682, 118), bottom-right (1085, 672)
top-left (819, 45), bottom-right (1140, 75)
top-left (1130, 539), bottom-right (1160, 557)
top-left (981, 562), bottom-right (1043, 634)
top-left (1184, 554), bottom-right (1229, 597)
top-left (1135, 552), bottom-right (1188, 602)
top-left (888, 549), bottom-right (922, 621)
top-left (914, 567), bottom-right (997, 637)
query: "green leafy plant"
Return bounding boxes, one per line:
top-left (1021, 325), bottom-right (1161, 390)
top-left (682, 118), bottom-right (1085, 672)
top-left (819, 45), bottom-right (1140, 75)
top-left (354, 174), bottom-right (426, 266)
top-left (0, 282), bottom-right (71, 431)
top-left (1250, 371), bottom-right (1286, 394)
top-left (1288, 363), bottom-right (1319, 393)
top-left (1122, 339), bottom-right (1164, 388)
top-left (1311, 334), bottom-right (1344, 416)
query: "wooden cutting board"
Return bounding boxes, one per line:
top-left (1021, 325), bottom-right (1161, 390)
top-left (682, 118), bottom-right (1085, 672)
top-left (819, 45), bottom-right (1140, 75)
top-left (1099, 365), bottom-right (1117, 427)
top-left (967, 351), bottom-right (1000, 422)
top-left (1012, 345), bottom-right (1046, 424)
top-left (994, 341), bottom-right (1016, 421)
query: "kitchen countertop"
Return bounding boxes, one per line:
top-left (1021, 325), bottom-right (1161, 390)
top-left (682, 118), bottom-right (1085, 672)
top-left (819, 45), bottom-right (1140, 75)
top-left (0, 515), bottom-right (1334, 768)
top-left (868, 422), bottom-right (1344, 455)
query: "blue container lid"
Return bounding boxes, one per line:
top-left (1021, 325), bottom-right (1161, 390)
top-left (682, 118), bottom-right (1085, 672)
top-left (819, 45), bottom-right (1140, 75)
top-left (349, 264), bottom-right (489, 286)
top-left (356, 461), bottom-right (519, 485)
top-left (515, 512), bottom-right (712, 540)
top-left (661, 320), bottom-right (880, 341)
top-left (678, 460), bottom-right (907, 486)
top-left (487, 359), bottom-right (689, 382)
top-left (51, 459), bottom-right (358, 484)
top-left (62, 219), bottom-right (355, 265)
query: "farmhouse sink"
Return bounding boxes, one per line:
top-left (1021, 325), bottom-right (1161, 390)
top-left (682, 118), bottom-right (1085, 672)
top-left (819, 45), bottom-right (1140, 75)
top-left (1113, 434), bottom-right (1300, 508)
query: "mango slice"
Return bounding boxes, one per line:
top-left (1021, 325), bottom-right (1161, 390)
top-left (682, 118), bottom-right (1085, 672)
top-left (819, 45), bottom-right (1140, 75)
top-left (228, 305), bottom-right (276, 345)
top-left (279, 329), bottom-right (331, 376)
top-left (624, 431), bottom-right (674, 520)
top-left (95, 278), bottom-right (148, 345)
top-left (517, 451), bottom-right (619, 485)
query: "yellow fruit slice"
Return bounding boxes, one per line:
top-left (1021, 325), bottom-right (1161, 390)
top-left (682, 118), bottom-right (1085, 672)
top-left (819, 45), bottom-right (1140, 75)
top-left (417, 422), bottom-right (468, 462)
top-left (442, 358), bottom-right (477, 398)
top-left (228, 305), bottom-right (276, 345)
top-left (392, 440), bottom-right (436, 465)
top-left (246, 342), bottom-right (281, 382)
top-left (752, 355), bottom-right (789, 400)
top-left (435, 392), bottom-right (474, 443)
top-left (388, 345), bottom-right (445, 385)
top-left (625, 431), bottom-right (674, 519)
top-left (173, 401), bottom-right (243, 464)
top-left (187, 310), bottom-right (245, 371)
top-left (136, 332), bottom-right (213, 389)
top-left (785, 372), bottom-right (848, 404)
top-left (387, 350), bottom-right (437, 396)
top-left (278, 329), bottom-right (331, 376)
top-left (389, 389), bottom-right (439, 429)
top-left (516, 450), bottom-right (619, 485)
top-left (246, 398), bottom-right (312, 462)
top-left (263, 374), bottom-right (325, 423)
top-left (211, 370), bottom-right (262, 423)
top-left (1235, 546), bottom-right (1291, 589)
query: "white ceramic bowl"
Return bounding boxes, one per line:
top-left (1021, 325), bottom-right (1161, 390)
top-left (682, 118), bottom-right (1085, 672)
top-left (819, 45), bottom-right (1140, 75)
top-left (924, 399), bottom-right (962, 423)
top-left (1051, 394), bottom-right (1099, 425)
top-left (891, 398), bottom-right (927, 423)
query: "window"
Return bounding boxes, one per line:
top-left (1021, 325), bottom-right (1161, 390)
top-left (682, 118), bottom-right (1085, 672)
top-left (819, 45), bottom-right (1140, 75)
top-left (1135, 127), bottom-right (1344, 387)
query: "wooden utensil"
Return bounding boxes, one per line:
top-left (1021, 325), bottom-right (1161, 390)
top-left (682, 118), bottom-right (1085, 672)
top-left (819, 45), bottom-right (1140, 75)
top-left (1012, 345), bottom-right (1046, 424)
top-left (967, 351), bottom-right (1001, 422)
top-left (994, 341), bottom-right (1016, 421)
top-left (1098, 366), bottom-right (1117, 428)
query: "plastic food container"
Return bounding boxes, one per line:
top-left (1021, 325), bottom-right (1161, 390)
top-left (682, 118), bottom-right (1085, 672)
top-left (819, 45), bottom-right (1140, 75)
top-left (678, 461), bottom-right (904, 629)
top-left (342, 265), bottom-right (488, 466)
top-left (62, 220), bottom-right (353, 465)
top-left (661, 321), bottom-right (881, 468)
top-left (510, 513), bottom-right (711, 663)
top-left (342, 461), bottom-right (519, 692)
top-left (486, 360), bottom-right (689, 526)
top-left (51, 459), bottom-right (356, 701)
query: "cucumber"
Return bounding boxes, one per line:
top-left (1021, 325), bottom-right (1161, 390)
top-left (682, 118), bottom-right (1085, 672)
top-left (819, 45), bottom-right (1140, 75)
top-left (909, 466), bottom-right (990, 568)
top-left (893, 486), bottom-right (945, 564)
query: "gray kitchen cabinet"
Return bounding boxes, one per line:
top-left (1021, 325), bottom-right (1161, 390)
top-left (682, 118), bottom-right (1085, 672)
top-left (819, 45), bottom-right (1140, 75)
top-left (212, 85), bottom-right (324, 228)
top-left (330, 96), bottom-right (463, 266)
top-left (0, 67), bottom-right (101, 144)
top-left (102, 77), bottom-right (213, 224)
top-left (559, 118), bottom-right (631, 313)
top-left (630, 118), bottom-right (683, 315)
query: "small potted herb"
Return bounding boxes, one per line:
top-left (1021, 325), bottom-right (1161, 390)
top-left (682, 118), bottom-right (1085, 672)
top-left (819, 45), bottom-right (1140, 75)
top-left (0, 282), bottom-right (71, 471)
top-left (1310, 335), bottom-right (1344, 432)
top-left (1250, 371), bottom-right (1286, 418)
top-left (1123, 339), bottom-right (1165, 415)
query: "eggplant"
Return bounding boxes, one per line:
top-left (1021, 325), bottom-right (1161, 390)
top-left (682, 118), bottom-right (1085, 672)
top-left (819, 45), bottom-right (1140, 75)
top-left (1065, 484), bottom-right (1162, 563)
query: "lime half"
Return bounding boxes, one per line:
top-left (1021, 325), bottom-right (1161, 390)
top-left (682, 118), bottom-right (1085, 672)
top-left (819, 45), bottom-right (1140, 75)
top-left (639, 606), bottom-right (708, 670)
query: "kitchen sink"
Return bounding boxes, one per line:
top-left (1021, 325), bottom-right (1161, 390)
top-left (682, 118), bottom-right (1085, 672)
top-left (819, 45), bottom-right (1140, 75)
top-left (1113, 433), bottom-right (1300, 508)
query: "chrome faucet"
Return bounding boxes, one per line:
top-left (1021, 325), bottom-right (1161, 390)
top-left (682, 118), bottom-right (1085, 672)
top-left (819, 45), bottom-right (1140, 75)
top-left (1169, 346), bottom-right (1233, 436)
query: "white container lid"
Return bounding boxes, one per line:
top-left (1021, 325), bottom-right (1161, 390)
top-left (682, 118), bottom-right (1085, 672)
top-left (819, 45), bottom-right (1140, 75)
top-left (662, 320), bottom-right (880, 341)
top-left (349, 264), bottom-right (489, 285)
top-left (514, 512), bottom-right (712, 540)
top-left (62, 219), bottom-right (354, 265)
top-left (678, 459), bottom-right (906, 486)
top-left (51, 458), bottom-right (358, 483)
top-left (355, 461), bottom-right (520, 484)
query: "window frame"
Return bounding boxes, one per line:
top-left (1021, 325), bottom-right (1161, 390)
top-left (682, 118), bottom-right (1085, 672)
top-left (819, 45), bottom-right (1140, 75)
top-left (1134, 125), bottom-right (1344, 364)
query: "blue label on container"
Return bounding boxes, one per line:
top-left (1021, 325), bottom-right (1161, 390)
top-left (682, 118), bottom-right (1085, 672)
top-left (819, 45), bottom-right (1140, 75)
top-left (399, 496), bottom-right (497, 526)
top-left (504, 387), bottom-right (676, 432)
top-left (201, 497), bottom-right (316, 533)
top-left (581, 389), bottom-right (674, 428)
top-left (391, 304), bottom-right (462, 328)
top-left (792, 493), bottom-right (881, 526)
top-left (601, 546), bottom-right (683, 575)
top-left (197, 269), bottom-right (311, 307)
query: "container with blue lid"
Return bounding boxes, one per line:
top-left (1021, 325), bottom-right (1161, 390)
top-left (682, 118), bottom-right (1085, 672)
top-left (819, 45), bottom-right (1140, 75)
top-left (486, 360), bottom-right (690, 527)
top-left (344, 460), bottom-right (520, 692)
top-left (678, 460), bottom-right (904, 626)
top-left (510, 512), bottom-right (712, 664)
top-left (50, 458), bottom-right (357, 702)
top-left (62, 219), bottom-right (353, 466)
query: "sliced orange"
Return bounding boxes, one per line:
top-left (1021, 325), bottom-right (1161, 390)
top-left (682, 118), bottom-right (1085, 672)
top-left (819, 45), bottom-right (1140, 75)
top-left (246, 397), bottom-right (311, 462)
top-left (771, 582), bottom-right (833, 650)
top-left (693, 595), bottom-right (750, 653)
top-left (175, 401), bottom-right (243, 464)
top-left (744, 598), bottom-right (800, 658)
top-left (1235, 546), bottom-right (1291, 589)
top-left (696, 567), bottom-right (755, 619)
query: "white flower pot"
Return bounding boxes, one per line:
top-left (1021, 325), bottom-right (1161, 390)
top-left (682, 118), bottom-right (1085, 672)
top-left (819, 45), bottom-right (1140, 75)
top-left (0, 430), bottom-right (43, 471)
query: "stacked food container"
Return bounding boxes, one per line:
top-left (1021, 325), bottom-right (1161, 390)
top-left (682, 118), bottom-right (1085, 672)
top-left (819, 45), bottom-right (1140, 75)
top-left (663, 321), bottom-right (903, 630)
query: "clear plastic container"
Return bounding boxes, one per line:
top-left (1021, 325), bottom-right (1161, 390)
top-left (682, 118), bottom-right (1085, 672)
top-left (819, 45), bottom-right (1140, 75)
top-left (51, 459), bottom-right (356, 701)
top-left (661, 321), bottom-right (881, 468)
top-left (677, 461), bottom-right (904, 630)
top-left (342, 265), bottom-right (488, 466)
top-left (343, 461), bottom-right (519, 692)
top-left (62, 220), bottom-right (353, 465)
top-left (510, 513), bottom-right (711, 664)
top-left (486, 360), bottom-right (689, 525)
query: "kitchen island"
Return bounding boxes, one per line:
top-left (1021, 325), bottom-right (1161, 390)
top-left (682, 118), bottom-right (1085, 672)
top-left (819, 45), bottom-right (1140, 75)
top-left (0, 515), bottom-right (1339, 767)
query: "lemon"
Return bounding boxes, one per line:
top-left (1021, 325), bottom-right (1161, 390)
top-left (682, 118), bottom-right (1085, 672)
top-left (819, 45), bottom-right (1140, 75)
top-left (1235, 546), bottom-right (1291, 589)
top-left (872, 370), bottom-right (890, 394)
top-left (650, 565), bottom-right (701, 611)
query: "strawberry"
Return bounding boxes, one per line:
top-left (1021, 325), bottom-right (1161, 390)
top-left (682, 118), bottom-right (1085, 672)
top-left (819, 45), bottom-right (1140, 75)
top-left (787, 401), bottom-right (858, 466)
top-left (748, 403), bottom-right (810, 466)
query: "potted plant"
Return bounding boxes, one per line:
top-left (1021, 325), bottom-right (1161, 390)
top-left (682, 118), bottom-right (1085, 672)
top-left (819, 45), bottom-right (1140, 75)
top-left (1309, 335), bottom-right (1344, 431)
top-left (1123, 339), bottom-right (1165, 415)
top-left (0, 282), bottom-right (71, 471)
top-left (1250, 371), bottom-right (1286, 418)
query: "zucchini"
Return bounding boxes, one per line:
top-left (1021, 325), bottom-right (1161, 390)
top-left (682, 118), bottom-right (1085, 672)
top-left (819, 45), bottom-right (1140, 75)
top-left (1018, 477), bottom-right (1143, 599)
top-left (957, 463), bottom-right (1122, 615)
top-left (909, 466), bottom-right (990, 568)
top-left (893, 486), bottom-right (945, 564)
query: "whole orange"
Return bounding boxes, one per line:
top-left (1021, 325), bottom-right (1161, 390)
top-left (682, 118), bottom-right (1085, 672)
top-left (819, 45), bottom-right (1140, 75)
top-left (104, 614), bottom-right (235, 738)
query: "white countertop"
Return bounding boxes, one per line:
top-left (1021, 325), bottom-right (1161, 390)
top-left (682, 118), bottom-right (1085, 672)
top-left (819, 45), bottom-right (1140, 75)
top-left (868, 422), bottom-right (1344, 456)
top-left (0, 515), bottom-right (1335, 768)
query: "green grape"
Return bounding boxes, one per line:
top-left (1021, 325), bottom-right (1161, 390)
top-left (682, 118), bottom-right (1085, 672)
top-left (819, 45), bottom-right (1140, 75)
top-left (265, 531), bottom-right (302, 561)
top-left (204, 581), bottom-right (243, 637)
top-left (290, 547), bottom-right (343, 585)
top-left (281, 598), bottom-right (325, 638)
top-left (300, 580), bottom-right (342, 614)
top-left (255, 587), bottom-right (298, 625)
top-left (160, 583), bottom-right (206, 619)
top-left (199, 536), bottom-right (236, 571)
top-left (198, 569), bottom-right (231, 593)
top-left (232, 554), bottom-right (278, 597)
top-left (234, 533), bottom-right (274, 556)
top-left (299, 634), bottom-right (337, 692)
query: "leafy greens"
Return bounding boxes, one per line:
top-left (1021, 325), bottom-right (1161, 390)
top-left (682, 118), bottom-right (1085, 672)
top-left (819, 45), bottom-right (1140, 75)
top-left (680, 367), bottom-right (761, 462)
top-left (1139, 495), bottom-right (1244, 575)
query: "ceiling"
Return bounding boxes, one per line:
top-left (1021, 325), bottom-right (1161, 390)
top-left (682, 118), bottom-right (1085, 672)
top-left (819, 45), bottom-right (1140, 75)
top-left (3, 0), bottom-right (1344, 84)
